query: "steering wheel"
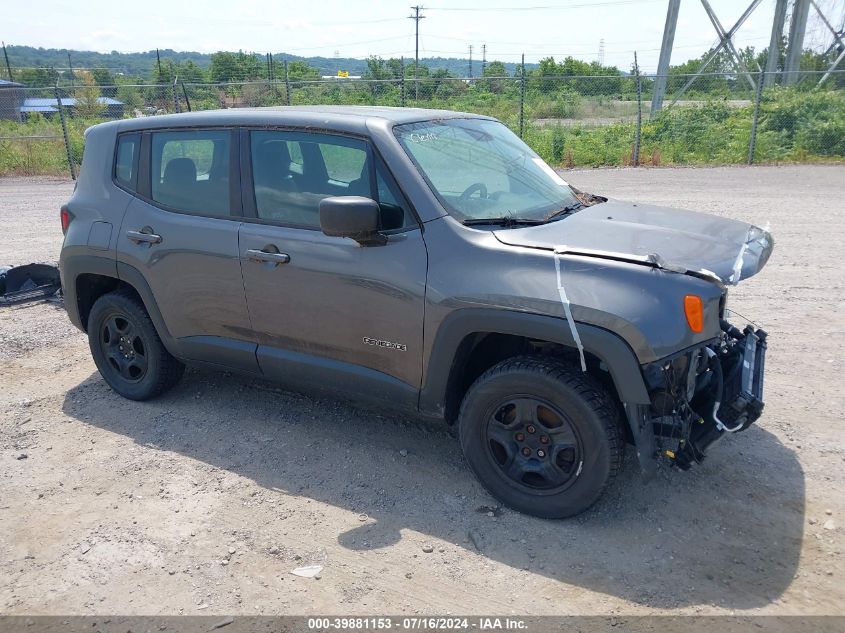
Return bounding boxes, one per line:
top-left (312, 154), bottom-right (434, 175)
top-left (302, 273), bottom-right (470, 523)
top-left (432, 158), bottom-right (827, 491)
top-left (459, 182), bottom-right (488, 202)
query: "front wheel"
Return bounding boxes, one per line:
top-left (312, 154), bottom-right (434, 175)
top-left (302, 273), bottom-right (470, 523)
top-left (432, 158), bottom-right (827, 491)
top-left (458, 356), bottom-right (623, 518)
top-left (87, 289), bottom-right (184, 401)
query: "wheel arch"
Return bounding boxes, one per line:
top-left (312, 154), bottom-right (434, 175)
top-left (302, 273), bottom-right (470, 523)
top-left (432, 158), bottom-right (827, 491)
top-left (60, 255), bottom-right (177, 356)
top-left (419, 309), bottom-right (651, 423)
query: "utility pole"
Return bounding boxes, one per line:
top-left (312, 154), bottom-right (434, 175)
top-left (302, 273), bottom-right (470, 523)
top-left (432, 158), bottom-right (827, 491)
top-left (156, 48), bottom-right (163, 83)
top-left (67, 51), bottom-right (74, 87)
top-left (2, 42), bottom-right (12, 81)
top-left (481, 43), bottom-right (487, 75)
top-left (651, 0), bottom-right (681, 115)
top-left (764, 0), bottom-right (788, 86)
top-left (468, 44), bottom-right (473, 78)
top-left (409, 5), bottom-right (425, 99)
top-left (784, 0), bottom-right (811, 84)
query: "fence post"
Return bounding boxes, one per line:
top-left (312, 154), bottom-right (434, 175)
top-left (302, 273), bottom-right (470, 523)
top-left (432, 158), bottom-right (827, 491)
top-left (634, 52), bottom-right (642, 167)
top-left (181, 80), bottom-right (192, 112)
top-left (54, 85), bottom-right (76, 180)
top-left (400, 57), bottom-right (406, 107)
top-left (172, 77), bottom-right (180, 113)
top-left (748, 68), bottom-right (764, 165)
top-left (519, 53), bottom-right (526, 139)
top-left (284, 60), bottom-right (292, 106)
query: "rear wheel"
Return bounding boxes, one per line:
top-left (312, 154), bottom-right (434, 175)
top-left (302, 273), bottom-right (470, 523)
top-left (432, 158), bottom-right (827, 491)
top-left (87, 289), bottom-right (184, 400)
top-left (458, 356), bottom-right (623, 518)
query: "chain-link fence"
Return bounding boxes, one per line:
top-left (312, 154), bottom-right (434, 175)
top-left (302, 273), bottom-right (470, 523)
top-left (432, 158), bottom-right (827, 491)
top-left (1, 70), bottom-right (843, 178)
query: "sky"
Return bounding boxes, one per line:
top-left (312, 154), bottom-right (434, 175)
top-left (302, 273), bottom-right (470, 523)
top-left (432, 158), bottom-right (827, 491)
top-left (4, 0), bottom-right (843, 72)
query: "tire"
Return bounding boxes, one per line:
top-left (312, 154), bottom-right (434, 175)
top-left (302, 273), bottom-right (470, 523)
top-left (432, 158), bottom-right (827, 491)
top-left (458, 356), bottom-right (623, 519)
top-left (87, 288), bottom-right (185, 401)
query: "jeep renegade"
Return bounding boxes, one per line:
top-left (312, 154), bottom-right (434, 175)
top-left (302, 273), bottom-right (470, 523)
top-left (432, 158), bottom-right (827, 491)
top-left (59, 106), bottom-right (773, 518)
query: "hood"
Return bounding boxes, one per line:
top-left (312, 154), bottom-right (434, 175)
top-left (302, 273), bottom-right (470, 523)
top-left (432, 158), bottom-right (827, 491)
top-left (493, 200), bottom-right (774, 285)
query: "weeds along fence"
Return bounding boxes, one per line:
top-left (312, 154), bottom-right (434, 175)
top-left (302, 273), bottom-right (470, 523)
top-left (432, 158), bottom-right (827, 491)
top-left (1, 70), bottom-right (844, 178)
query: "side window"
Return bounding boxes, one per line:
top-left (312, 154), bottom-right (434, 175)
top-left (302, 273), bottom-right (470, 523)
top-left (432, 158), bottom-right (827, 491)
top-left (250, 130), bottom-right (416, 231)
top-left (250, 131), bottom-right (370, 229)
top-left (114, 133), bottom-right (139, 191)
top-left (150, 130), bottom-right (231, 216)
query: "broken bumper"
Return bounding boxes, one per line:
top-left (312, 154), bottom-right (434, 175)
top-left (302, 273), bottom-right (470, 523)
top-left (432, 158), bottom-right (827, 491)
top-left (639, 322), bottom-right (769, 470)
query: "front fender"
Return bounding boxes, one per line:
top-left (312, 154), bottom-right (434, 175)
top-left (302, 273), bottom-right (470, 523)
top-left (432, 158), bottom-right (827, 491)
top-left (418, 308), bottom-right (652, 420)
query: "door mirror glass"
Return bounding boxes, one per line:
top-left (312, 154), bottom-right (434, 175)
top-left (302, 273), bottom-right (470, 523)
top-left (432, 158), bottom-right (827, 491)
top-left (319, 196), bottom-right (385, 246)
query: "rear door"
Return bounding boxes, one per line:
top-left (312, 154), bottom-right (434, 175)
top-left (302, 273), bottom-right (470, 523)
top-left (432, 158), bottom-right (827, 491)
top-left (116, 127), bottom-right (257, 372)
top-left (238, 128), bottom-right (428, 410)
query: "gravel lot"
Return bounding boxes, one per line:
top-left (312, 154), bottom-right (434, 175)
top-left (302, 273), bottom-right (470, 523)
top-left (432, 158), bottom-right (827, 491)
top-left (0, 166), bottom-right (843, 616)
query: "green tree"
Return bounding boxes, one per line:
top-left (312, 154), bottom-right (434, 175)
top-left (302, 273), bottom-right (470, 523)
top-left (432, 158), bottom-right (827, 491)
top-left (91, 67), bottom-right (117, 97)
top-left (73, 70), bottom-right (106, 118)
top-left (209, 51), bottom-right (264, 83)
top-left (482, 60), bottom-right (508, 93)
top-left (286, 60), bottom-right (320, 81)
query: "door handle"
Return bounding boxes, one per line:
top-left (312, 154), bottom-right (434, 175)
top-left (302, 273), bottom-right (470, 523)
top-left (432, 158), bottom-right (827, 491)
top-left (245, 249), bottom-right (290, 265)
top-left (126, 229), bottom-right (162, 244)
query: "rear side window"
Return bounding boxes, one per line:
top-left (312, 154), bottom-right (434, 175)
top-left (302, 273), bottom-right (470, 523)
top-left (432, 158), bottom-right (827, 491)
top-left (114, 133), bottom-right (140, 191)
top-left (150, 130), bottom-right (231, 216)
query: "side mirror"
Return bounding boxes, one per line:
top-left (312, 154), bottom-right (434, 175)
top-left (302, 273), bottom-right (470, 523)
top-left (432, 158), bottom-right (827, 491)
top-left (319, 196), bottom-right (386, 246)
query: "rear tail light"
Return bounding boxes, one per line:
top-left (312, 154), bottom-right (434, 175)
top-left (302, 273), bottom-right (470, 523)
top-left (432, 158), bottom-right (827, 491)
top-left (60, 205), bottom-right (71, 235)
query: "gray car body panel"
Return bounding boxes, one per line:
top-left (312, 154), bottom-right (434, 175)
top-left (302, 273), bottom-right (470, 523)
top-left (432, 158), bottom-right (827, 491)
top-left (493, 200), bottom-right (773, 285)
top-left (60, 106), bottom-right (772, 435)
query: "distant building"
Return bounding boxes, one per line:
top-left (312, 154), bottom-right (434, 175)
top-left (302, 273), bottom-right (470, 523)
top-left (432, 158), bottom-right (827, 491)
top-left (0, 78), bottom-right (25, 121)
top-left (0, 80), bottom-right (125, 121)
top-left (20, 97), bottom-right (125, 119)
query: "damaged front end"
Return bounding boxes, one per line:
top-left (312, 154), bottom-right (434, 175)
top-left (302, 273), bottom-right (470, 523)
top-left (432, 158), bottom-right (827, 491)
top-left (640, 315), bottom-right (768, 469)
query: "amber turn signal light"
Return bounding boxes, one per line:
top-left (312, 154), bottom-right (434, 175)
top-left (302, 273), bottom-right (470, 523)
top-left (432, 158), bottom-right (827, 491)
top-left (684, 295), bottom-right (704, 333)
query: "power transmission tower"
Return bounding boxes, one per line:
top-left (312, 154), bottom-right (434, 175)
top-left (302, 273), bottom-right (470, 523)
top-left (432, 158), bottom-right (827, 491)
top-left (409, 5), bottom-right (426, 99)
top-left (651, 0), bottom-right (681, 114)
top-left (598, 39), bottom-right (605, 66)
top-left (810, 0), bottom-right (845, 84)
top-left (481, 44), bottom-right (487, 74)
top-left (468, 44), bottom-right (473, 78)
top-left (764, 0), bottom-right (789, 86)
top-left (784, 0), bottom-right (811, 83)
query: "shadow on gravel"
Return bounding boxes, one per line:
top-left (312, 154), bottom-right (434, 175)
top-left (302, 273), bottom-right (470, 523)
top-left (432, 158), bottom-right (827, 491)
top-left (64, 368), bottom-right (804, 610)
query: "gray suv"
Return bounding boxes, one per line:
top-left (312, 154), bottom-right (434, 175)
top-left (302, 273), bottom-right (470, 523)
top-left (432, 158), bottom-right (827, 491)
top-left (59, 106), bottom-right (773, 518)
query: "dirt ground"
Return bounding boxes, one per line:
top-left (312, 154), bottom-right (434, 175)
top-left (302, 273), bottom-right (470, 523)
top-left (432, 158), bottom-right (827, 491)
top-left (0, 166), bottom-right (843, 616)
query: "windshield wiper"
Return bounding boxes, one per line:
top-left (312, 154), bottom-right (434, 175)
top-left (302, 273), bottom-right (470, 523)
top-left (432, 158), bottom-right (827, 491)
top-left (462, 216), bottom-right (546, 227)
top-left (544, 201), bottom-right (585, 222)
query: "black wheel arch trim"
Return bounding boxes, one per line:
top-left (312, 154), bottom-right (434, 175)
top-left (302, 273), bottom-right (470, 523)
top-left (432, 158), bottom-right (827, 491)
top-left (59, 253), bottom-right (119, 332)
top-left (57, 254), bottom-right (180, 358)
top-left (419, 308), bottom-right (652, 419)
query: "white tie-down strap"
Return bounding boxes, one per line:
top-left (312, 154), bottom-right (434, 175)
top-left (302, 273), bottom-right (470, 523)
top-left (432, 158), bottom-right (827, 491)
top-left (554, 247), bottom-right (587, 372)
top-left (729, 237), bottom-right (749, 286)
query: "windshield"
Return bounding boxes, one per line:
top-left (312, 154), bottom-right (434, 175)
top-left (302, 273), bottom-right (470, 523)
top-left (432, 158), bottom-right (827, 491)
top-left (394, 118), bottom-right (582, 223)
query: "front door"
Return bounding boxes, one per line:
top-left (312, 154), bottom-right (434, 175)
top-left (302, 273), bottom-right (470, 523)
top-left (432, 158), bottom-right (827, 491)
top-left (238, 129), bottom-right (428, 410)
top-left (116, 128), bottom-right (257, 371)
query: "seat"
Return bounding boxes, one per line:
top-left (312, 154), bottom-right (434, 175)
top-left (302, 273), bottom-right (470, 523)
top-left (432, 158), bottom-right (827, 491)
top-left (163, 157), bottom-right (197, 188)
top-left (253, 141), bottom-right (296, 192)
top-left (157, 157), bottom-right (198, 209)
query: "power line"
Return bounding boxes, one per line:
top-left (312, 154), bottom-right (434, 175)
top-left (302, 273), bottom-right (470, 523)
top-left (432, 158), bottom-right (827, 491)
top-left (426, 0), bottom-right (661, 11)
